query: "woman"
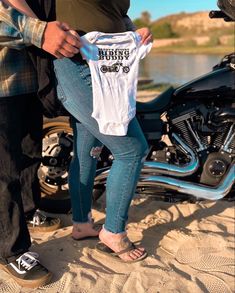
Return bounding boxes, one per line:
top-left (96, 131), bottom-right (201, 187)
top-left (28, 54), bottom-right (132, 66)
top-left (7, 0), bottom-right (152, 262)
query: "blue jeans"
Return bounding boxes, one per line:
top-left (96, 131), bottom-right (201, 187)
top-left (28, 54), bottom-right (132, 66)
top-left (53, 57), bottom-right (148, 233)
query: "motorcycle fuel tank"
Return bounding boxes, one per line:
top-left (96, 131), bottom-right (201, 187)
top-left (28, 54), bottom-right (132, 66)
top-left (173, 67), bottom-right (235, 101)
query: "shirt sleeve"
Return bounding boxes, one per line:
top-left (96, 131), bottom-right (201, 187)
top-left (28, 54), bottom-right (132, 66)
top-left (0, 1), bottom-right (46, 49)
top-left (123, 15), bottom-right (136, 31)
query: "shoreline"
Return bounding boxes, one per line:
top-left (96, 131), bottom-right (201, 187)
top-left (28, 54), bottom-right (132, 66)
top-left (137, 90), bottom-right (160, 102)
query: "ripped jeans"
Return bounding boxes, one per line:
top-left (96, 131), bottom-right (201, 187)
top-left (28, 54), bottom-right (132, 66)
top-left (53, 57), bottom-right (148, 233)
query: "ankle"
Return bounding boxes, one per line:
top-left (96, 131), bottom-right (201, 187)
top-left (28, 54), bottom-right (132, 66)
top-left (72, 221), bottom-right (101, 240)
top-left (72, 212), bottom-right (93, 226)
top-left (73, 222), bottom-right (92, 230)
top-left (99, 227), bottom-right (126, 240)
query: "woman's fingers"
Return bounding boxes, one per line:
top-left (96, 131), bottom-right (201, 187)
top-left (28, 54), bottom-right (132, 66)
top-left (143, 34), bottom-right (153, 44)
top-left (135, 27), bottom-right (153, 44)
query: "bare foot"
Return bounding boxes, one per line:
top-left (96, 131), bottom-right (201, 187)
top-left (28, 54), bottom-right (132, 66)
top-left (72, 222), bottom-right (101, 240)
top-left (99, 228), bottom-right (147, 262)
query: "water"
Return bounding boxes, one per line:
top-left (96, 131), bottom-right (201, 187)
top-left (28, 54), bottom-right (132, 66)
top-left (139, 53), bottom-right (224, 86)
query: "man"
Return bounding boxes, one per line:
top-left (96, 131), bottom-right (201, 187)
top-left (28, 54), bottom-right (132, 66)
top-left (0, 1), bottom-right (81, 288)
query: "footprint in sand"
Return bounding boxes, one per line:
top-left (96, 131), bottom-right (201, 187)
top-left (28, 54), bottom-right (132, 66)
top-left (196, 273), bottom-right (233, 293)
top-left (139, 209), bottom-right (172, 229)
top-left (37, 273), bottom-right (73, 293)
top-left (186, 254), bottom-right (234, 272)
top-left (159, 230), bottom-right (228, 258)
top-left (158, 229), bottom-right (199, 257)
top-left (175, 247), bottom-right (219, 264)
top-left (175, 237), bottom-right (234, 273)
top-left (0, 279), bottom-right (21, 293)
top-left (159, 231), bottom-right (234, 292)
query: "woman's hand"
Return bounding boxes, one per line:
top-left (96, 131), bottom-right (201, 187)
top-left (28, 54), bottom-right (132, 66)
top-left (135, 27), bottom-right (153, 44)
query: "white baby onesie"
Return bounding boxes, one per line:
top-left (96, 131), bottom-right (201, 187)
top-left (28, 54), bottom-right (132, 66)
top-left (81, 31), bottom-right (152, 136)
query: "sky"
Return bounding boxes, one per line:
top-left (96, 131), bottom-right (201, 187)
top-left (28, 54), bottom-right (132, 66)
top-left (129, 0), bottom-right (219, 21)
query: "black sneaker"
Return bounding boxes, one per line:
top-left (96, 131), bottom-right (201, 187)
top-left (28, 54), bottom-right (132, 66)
top-left (27, 210), bottom-right (61, 232)
top-left (0, 252), bottom-right (52, 288)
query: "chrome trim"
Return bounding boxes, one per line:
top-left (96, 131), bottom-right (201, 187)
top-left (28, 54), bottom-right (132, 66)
top-left (139, 164), bottom-right (235, 200)
top-left (185, 120), bottom-right (205, 151)
top-left (143, 133), bottom-right (199, 177)
top-left (221, 123), bottom-right (235, 153)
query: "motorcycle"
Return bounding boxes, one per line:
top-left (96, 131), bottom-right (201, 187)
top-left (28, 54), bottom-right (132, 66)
top-left (100, 62), bottom-right (130, 73)
top-left (39, 0), bottom-right (235, 213)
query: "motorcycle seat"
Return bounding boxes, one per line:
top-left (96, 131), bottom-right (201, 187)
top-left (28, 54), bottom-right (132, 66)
top-left (136, 86), bottom-right (174, 113)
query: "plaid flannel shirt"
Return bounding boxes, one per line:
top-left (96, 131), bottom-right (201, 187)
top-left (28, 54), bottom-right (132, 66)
top-left (0, 2), bottom-right (46, 97)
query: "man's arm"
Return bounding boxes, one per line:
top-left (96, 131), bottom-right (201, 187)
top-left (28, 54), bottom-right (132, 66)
top-left (2, 0), bottom-right (37, 17)
top-left (0, 1), bottom-right (82, 58)
top-left (0, 1), bottom-right (46, 49)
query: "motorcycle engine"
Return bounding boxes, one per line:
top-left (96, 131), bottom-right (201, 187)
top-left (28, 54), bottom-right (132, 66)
top-left (167, 101), bottom-right (235, 185)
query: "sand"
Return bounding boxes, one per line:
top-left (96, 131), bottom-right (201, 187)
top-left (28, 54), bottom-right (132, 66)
top-left (0, 194), bottom-right (234, 293)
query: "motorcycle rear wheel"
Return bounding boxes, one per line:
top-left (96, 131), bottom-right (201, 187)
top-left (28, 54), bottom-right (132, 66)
top-left (39, 116), bottom-right (107, 213)
top-left (39, 116), bottom-right (72, 213)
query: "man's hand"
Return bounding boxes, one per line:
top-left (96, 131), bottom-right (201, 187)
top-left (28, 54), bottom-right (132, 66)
top-left (41, 21), bottom-right (82, 58)
top-left (135, 27), bottom-right (153, 45)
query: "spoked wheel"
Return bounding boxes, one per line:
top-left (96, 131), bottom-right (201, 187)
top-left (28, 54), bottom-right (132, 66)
top-left (39, 116), bottom-right (111, 213)
top-left (38, 116), bottom-right (73, 213)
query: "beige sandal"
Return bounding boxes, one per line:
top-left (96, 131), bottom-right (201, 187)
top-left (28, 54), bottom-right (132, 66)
top-left (95, 237), bottom-right (148, 263)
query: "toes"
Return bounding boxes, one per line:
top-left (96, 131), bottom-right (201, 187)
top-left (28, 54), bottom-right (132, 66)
top-left (128, 248), bottom-right (146, 260)
top-left (129, 251), bottom-right (139, 260)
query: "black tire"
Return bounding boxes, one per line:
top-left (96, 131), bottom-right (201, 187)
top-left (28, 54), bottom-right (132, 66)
top-left (39, 116), bottom-right (73, 213)
top-left (92, 186), bottom-right (106, 202)
top-left (39, 116), bottom-right (109, 213)
top-left (123, 66), bottom-right (130, 73)
top-left (100, 65), bottom-right (107, 73)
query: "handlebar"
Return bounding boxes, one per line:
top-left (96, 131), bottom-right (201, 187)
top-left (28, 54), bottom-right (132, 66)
top-left (209, 10), bottom-right (226, 18)
top-left (209, 10), bottom-right (234, 22)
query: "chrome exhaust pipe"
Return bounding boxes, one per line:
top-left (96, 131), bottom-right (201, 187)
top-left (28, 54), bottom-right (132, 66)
top-left (139, 165), bottom-right (235, 200)
top-left (142, 133), bottom-right (199, 177)
top-left (95, 133), bottom-right (199, 183)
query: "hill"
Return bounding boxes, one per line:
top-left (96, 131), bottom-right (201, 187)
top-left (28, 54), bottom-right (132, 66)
top-left (152, 11), bottom-right (234, 37)
top-left (134, 11), bottom-right (234, 39)
top-left (133, 11), bottom-right (234, 53)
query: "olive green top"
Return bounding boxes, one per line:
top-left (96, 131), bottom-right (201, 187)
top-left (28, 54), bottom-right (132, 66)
top-left (56, 0), bottom-right (130, 33)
